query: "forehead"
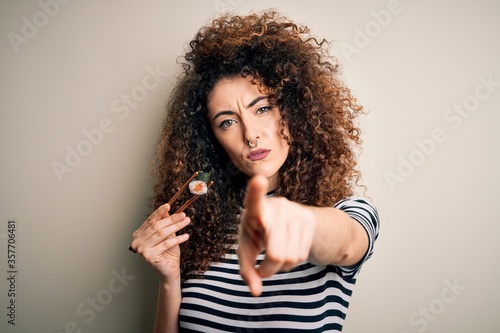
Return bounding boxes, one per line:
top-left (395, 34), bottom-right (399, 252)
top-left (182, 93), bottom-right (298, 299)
top-left (207, 76), bottom-right (267, 108)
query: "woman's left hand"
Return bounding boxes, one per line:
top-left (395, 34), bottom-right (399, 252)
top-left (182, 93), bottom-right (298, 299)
top-left (238, 175), bottom-right (316, 296)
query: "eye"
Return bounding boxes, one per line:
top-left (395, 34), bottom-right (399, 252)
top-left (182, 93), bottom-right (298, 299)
top-left (256, 106), bottom-right (272, 115)
top-left (218, 119), bottom-right (235, 129)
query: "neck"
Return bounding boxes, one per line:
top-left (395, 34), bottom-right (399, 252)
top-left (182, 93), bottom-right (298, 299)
top-left (266, 189), bottom-right (277, 196)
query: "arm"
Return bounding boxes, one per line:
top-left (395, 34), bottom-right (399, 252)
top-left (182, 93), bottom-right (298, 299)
top-left (307, 206), bottom-right (368, 267)
top-left (153, 277), bottom-right (182, 333)
top-left (129, 204), bottom-right (191, 332)
top-left (238, 175), bottom-right (376, 296)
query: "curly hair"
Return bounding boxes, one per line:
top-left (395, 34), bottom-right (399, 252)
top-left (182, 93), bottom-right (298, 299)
top-left (151, 10), bottom-right (364, 280)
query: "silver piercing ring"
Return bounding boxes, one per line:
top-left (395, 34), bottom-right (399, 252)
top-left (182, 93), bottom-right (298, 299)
top-left (248, 139), bottom-right (258, 148)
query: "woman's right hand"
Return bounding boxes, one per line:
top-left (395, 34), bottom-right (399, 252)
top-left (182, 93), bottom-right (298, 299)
top-left (130, 203), bottom-right (191, 282)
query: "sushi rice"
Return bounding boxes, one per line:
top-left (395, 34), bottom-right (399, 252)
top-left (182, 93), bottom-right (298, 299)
top-left (189, 180), bottom-right (208, 195)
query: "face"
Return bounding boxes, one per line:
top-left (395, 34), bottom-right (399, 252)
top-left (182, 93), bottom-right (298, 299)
top-left (207, 76), bottom-right (290, 191)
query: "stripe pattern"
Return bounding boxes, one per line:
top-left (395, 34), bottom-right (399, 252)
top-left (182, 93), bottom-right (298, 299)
top-left (179, 197), bottom-right (379, 332)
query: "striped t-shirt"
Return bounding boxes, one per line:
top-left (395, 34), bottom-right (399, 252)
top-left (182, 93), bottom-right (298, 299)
top-left (179, 197), bottom-right (379, 332)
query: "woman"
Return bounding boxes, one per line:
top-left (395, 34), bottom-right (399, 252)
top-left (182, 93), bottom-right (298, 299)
top-left (130, 10), bottom-right (379, 332)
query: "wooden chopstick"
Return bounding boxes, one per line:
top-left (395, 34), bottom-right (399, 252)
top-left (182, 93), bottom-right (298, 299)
top-left (167, 171), bottom-right (199, 207)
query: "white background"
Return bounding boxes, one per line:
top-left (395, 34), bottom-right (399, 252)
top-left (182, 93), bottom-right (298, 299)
top-left (1, 0), bottom-right (499, 332)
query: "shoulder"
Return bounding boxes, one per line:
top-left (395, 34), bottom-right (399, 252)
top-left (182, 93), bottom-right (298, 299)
top-left (334, 196), bottom-right (379, 231)
top-left (333, 196), bottom-right (380, 277)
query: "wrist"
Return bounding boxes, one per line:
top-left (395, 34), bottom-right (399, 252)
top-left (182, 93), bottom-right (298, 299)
top-left (159, 276), bottom-right (182, 300)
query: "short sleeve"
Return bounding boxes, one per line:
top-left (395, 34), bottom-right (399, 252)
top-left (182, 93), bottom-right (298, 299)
top-left (333, 196), bottom-right (380, 278)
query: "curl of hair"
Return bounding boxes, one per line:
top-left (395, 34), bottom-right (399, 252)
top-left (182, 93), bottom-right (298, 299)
top-left (151, 10), bottom-right (365, 280)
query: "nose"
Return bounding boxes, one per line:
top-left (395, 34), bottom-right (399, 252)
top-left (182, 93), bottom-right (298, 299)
top-left (242, 119), bottom-right (260, 146)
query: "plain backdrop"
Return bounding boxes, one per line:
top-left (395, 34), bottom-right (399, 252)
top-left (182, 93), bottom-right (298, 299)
top-left (1, 1), bottom-right (499, 332)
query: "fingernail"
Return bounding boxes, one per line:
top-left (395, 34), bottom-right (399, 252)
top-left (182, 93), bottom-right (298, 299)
top-left (173, 212), bottom-right (185, 221)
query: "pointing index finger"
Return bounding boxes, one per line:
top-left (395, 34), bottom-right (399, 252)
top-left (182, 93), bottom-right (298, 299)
top-left (243, 175), bottom-right (269, 220)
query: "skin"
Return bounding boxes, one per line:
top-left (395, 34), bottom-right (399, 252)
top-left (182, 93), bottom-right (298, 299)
top-left (130, 75), bottom-right (369, 332)
top-left (130, 204), bottom-right (189, 332)
top-left (206, 76), bottom-right (291, 191)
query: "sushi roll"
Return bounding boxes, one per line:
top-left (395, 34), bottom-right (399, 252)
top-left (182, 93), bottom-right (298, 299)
top-left (189, 171), bottom-right (211, 195)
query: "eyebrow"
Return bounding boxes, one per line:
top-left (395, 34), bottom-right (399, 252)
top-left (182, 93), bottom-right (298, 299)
top-left (248, 96), bottom-right (268, 108)
top-left (212, 96), bottom-right (269, 121)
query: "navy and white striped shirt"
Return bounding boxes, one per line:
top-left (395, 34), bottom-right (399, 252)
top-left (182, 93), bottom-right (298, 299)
top-left (179, 197), bottom-right (379, 332)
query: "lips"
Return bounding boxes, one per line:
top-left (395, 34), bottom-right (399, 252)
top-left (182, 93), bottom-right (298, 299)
top-left (247, 149), bottom-right (271, 161)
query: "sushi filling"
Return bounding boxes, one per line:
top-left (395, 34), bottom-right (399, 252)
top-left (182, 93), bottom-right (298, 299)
top-left (188, 171), bottom-right (211, 195)
top-left (189, 180), bottom-right (208, 195)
